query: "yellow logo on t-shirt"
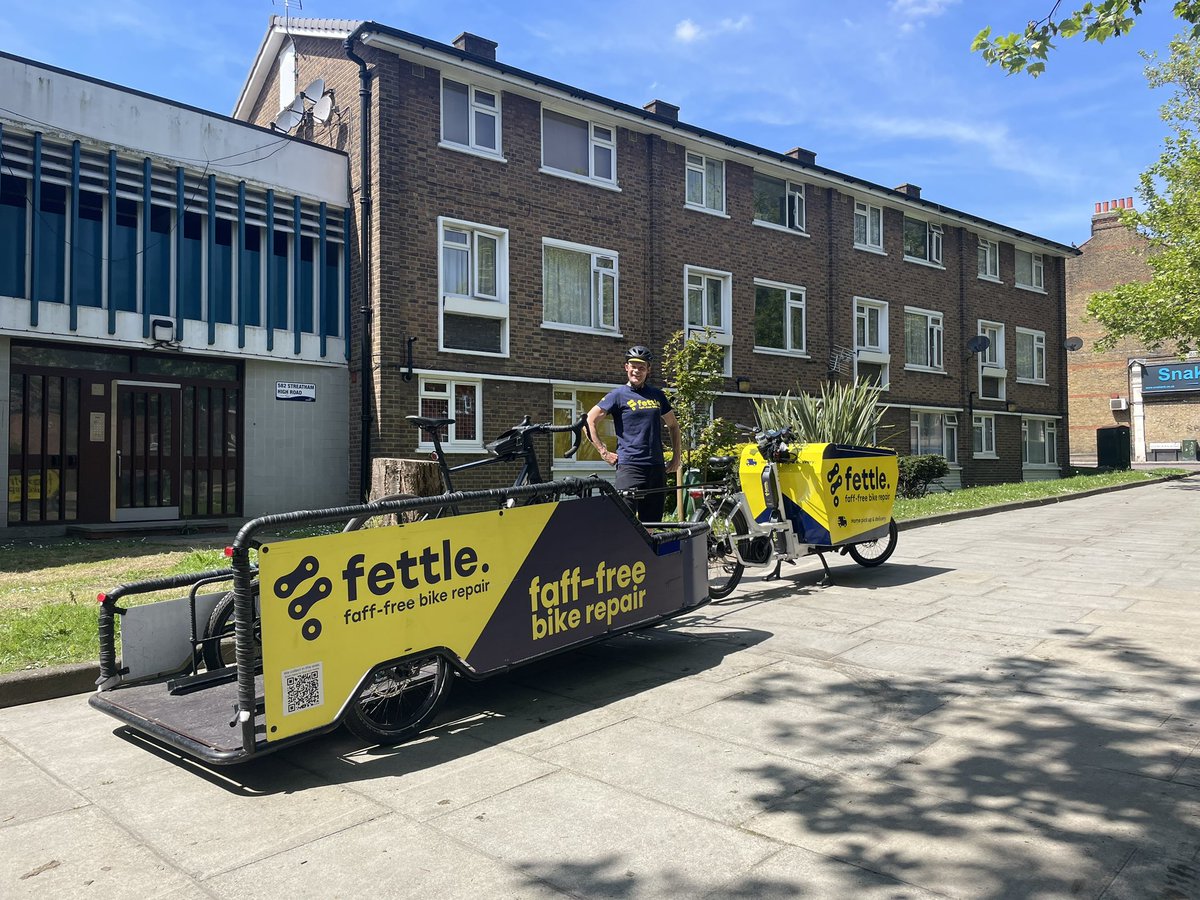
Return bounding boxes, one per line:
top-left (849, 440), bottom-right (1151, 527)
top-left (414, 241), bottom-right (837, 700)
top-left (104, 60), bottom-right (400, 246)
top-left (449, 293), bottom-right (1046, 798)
top-left (625, 398), bottom-right (660, 411)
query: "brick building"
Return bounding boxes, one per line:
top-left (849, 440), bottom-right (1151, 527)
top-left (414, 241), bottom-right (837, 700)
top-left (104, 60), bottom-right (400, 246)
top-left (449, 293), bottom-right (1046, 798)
top-left (1, 53), bottom-right (353, 530)
top-left (234, 17), bottom-right (1078, 494)
top-left (1065, 199), bottom-right (1200, 463)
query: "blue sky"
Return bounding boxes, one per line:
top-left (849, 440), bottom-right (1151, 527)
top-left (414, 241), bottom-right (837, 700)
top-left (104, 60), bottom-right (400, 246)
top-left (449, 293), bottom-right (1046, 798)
top-left (1, 0), bottom-right (1185, 246)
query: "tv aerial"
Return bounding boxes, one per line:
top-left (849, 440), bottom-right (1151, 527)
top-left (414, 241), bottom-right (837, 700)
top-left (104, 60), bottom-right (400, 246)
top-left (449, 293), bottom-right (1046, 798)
top-left (300, 78), bottom-right (325, 103)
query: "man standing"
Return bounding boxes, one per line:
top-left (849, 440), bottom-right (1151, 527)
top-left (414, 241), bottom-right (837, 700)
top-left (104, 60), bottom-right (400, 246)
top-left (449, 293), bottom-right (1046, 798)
top-left (587, 346), bottom-right (682, 523)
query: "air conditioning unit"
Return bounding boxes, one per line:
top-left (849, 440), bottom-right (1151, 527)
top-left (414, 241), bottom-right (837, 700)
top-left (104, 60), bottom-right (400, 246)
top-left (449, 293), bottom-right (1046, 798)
top-left (1110, 397), bottom-right (1129, 411)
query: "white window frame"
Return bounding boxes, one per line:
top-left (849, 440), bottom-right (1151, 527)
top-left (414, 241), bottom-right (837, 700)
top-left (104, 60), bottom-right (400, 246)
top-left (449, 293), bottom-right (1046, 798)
top-left (552, 385), bottom-right (617, 471)
top-left (684, 265), bottom-right (733, 375)
top-left (417, 377), bottom-right (484, 452)
top-left (978, 238), bottom-right (1000, 282)
top-left (1016, 327), bottom-right (1047, 384)
top-left (904, 306), bottom-right (944, 372)
top-left (440, 77), bottom-right (503, 160)
top-left (854, 296), bottom-right (890, 388)
top-left (978, 319), bottom-right (1006, 401)
top-left (752, 173), bottom-right (806, 234)
top-left (685, 152), bottom-right (726, 215)
top-left (540, 108), bottom-right (617, 187)
top-left (902, 217), bottom-right (943, 267)
top-left (541, 238), bottom-right (619, 335)
top-left (437, 216), bottom-right (509, 357)
top-left (910, 410), bottom-right (958, 465)
top-left (854, 200), bottom-right (884, 253)
top-left (1015, 249), bottom-right (1045, 292)
top-left (752, 279), bottom-right (807, 356)
top-left (972, 414), bottom-right (997, 459)
top-left (1022, 416), bottom-right (1058, 467)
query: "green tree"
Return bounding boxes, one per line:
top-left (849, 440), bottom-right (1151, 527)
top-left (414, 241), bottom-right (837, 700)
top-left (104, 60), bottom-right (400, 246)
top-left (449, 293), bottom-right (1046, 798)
top-left (660, 329), bottom-right (737, 475)
top-left (1087, 35), bottom-right (1200, 354)
top-left (973, 1), bottom-right (1200, 76)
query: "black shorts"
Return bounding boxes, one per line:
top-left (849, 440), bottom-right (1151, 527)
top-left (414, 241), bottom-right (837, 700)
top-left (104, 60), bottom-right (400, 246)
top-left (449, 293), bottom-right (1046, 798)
top-left (615, 464), bottom-right (666, 523)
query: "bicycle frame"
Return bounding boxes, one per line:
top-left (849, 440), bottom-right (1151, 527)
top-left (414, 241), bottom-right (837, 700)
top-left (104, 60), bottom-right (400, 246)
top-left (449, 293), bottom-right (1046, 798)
top-left (702, 465), bottom-right (804, 569)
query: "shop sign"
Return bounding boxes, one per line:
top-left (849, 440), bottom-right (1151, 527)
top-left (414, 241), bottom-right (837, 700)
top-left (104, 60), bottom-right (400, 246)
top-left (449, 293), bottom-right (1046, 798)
top-left (1143, 362), bottom-right (1200, 394)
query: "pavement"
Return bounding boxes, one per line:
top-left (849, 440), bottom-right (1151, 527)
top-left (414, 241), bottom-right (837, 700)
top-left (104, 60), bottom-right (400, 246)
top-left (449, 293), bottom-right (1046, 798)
top-left (2, 478), bottom-right (1200, 898)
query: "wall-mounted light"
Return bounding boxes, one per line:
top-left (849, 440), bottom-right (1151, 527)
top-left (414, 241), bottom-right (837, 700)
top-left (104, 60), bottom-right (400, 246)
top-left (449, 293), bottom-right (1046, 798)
top-left (151, 318), bottom-right (176, 347)
top-left (1006, 401), bottom-right (1018, 412)
top-left (736, 375), bottom-right (751, 393)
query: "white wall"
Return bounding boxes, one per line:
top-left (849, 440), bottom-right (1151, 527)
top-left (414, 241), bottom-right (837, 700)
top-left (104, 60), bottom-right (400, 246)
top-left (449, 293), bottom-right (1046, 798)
top-left (2, 55), bottom-right (348, 206)
top-left (242, 359), bottom-right (351, 516)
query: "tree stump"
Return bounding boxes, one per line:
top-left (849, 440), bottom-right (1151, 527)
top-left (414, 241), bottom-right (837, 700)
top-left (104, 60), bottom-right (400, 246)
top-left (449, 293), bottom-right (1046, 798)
top-left (368, 458), bottom-right (443, 525)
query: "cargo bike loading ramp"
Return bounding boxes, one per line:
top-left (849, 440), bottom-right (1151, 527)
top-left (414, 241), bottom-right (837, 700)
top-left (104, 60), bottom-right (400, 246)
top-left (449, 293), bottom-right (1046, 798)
top-left (90, 478), bottom-right (709, 765)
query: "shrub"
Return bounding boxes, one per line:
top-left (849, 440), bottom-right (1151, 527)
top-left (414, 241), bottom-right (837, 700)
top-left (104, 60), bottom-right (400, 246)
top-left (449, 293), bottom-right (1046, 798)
top-left (753, 380), bottom-right (885, 446)
top-left (897, 454), bottom-right (950, 498)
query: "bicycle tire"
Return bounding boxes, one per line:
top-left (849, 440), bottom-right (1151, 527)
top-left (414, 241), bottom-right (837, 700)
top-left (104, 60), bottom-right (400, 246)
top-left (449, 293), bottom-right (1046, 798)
top-left (202, 586), bottom-right (261, 671)
top-left (847, 518), bottom-right (899, 568)
top-left (343, 654), bottom-right (452, 744)
top-left (692, 500), bottom-right (746, 600)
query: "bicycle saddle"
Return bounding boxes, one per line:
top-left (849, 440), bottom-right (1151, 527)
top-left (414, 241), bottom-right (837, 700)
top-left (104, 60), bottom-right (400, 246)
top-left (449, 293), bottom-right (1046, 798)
top-left (406, 415), bottom-right (455, 430)
top-left (707, 455), bottom-right (735, 470)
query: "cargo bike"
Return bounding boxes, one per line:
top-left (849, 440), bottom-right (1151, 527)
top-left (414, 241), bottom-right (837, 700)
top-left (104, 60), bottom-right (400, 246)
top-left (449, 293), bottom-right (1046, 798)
top-left (90, 420), bottom-right (898, 766)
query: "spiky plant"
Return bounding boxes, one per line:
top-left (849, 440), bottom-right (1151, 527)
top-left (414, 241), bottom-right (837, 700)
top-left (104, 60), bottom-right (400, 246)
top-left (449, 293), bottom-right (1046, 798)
top-left (753, 379), bottom-right (885, 446)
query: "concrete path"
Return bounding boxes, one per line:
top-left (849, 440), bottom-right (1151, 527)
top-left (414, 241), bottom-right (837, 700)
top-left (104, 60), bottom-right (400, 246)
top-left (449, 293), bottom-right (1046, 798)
top-left (2, 479), bottom-right (1199, 899)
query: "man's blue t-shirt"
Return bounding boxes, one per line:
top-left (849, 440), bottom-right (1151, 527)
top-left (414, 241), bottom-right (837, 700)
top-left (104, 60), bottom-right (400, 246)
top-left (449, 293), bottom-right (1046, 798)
top-left (598, 384), bottom-right (673, 467)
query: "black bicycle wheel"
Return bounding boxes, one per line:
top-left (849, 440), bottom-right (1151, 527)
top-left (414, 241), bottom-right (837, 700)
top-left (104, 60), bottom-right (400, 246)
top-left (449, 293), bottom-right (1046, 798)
top-left (847, 518), bottom-right (899, 567)
top-left (343, 655), bottom-right (453, 744)
top-left (692, 500), bottom-right (746, 600)
top-left (202, 586), bottom-right (261, 671)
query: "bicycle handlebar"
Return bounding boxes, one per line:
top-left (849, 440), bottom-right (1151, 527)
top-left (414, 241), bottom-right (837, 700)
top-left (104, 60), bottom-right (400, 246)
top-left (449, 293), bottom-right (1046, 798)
top-left (485, 413), bottom-right (588, 459)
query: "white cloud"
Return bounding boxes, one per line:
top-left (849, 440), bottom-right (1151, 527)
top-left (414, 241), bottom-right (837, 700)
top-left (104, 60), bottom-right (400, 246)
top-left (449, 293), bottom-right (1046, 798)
top-left (673, 15), bottom-right (751, 44)
top-left (889, 0), bottom-right (959, 20)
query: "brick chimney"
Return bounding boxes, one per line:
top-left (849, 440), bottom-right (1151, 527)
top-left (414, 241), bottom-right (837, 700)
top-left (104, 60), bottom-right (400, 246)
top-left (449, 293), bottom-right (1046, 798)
top-left (895, 183), bottom-right (921, 199)
top-left (643, 99), bottom-right (679, 121)
top-left (785, 147), bottom-right (816, 166)
top-left (453, 32), bottom-right (498, 60)
top-left (1091, 196), bottom-right (1134, 235)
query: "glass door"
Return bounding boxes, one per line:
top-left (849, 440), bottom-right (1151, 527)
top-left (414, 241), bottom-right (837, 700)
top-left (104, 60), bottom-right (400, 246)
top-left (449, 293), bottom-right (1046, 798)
top-left (112, 382), bottom-right (181, 521)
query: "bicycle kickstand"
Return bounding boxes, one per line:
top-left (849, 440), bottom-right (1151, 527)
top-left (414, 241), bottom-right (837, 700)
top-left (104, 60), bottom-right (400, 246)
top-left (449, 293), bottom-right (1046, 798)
top-left (815, 550), bottom-right (834, 586)
top-left (764, 560), bottom-right (783, 581)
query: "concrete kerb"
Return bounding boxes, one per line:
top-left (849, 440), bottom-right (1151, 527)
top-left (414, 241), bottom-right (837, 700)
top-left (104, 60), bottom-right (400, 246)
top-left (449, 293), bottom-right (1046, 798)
top-left (2, 472), bottom-right (1194, 711)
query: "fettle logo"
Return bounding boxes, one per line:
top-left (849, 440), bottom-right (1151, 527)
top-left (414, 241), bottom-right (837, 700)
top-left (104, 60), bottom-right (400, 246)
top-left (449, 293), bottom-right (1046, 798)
top-left (274, 555), bottom-right (331, 641)
top-left (625, 398), bottom-right (660, 411)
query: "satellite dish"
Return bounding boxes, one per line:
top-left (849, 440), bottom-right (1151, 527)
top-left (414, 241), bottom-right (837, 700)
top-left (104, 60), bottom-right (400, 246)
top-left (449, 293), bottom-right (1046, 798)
top-left (312, 93), bottom-right (334, 124)
top-left (966, 335), bottom-right (991, 354)
top-left (301, 78), bottom-right (325, 103)
top-left (1064, 336), bottom-right (1084, 351)
top-left (272, 95), bottom-right (305, 132)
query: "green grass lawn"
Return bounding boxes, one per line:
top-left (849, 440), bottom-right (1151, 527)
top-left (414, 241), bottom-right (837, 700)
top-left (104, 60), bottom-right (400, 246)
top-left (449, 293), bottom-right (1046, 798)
top-left (0, 469), bottom-right (1190, 675)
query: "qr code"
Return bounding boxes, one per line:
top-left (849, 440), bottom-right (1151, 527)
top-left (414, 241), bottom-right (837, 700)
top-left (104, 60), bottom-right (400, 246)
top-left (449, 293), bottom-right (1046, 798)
top-left (282, 662), bottom-right (323, 715)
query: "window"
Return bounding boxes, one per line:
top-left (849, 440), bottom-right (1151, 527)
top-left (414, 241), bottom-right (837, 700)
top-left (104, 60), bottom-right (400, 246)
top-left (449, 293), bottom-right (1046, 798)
top-left (753, 280), bottom-right (806, 354)
top-left (978, 320), bottom-right (1005, 401)
top-left (910, 411), bottom-right (958, 464)
top-left (1016, 328), bottom-right (1047, 383)
top-left (685, 152), bottom-right (724, 213)
top-left (903, 217), bottom-right (943, 265)
top-left (973, 414), bottom-right (996, 457)
top-left (854, 201), bottom-right (883, 251)
top-left (439, 217), bottom-right (508, 355)
top-left (904, 307), bottom-right (944, 371)
top-left (0, 174), bottom-right (27, 298)
top-left (442, 78), bottom-right (500, 156)
top-left (854, 297), bottom-right (890, 388)
top-left (418, 378), bottom-right (481, 450)
top-left (553, 387), bottom-right (615, 466)
top-left (277, 41), bottom-right (296, 112)
top-left (978, 238), bottom-right (1000, 280)
top-left (752, 174), bottom-right (805, 232)
top-left (542, 239), bottom-right (618, 332)
top-left (542, 110), bottom-right (614, 183)
top-left (1015, 249), bottom-right (1044, 291)
top-left (1022, 417), bottom-right (1058, 466)
top-left (685, 266), bottom-right (732, 374)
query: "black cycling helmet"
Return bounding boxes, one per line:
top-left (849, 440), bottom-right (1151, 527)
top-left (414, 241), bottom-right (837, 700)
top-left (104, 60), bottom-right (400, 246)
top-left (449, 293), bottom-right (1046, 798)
top-left (625, 345), bottom-right (651, 365)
